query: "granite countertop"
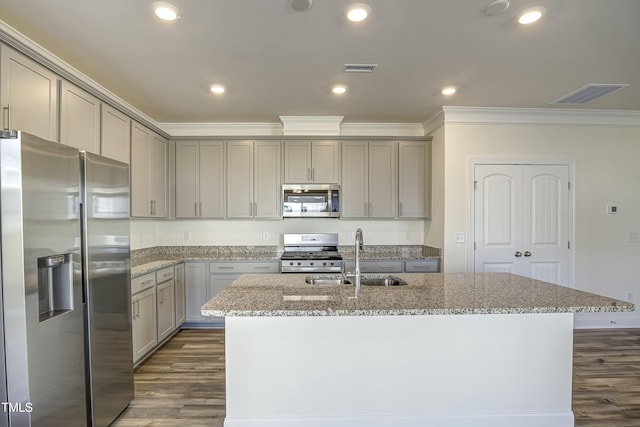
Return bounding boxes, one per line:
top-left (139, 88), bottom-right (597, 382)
top-left (202, 272), bottom-right (634, 317)
top-left (130, 245), bottom-right (442, 278)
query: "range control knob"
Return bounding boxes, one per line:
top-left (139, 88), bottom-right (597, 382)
top-left (297, 262), bottom-right (302, 266)
top-left (310, 262), bottom-right (314, 266)
top-left (322, 262), bottom-right (327, 266)
top-left (289, 261), bottom-right (294, 266)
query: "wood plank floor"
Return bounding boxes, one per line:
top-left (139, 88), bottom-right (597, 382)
top-left (112, 328), bottom-right (640, 426)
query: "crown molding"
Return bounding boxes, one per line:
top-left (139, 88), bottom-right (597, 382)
top-left (341, 122), bottom-right (424, 137)
top-left (441, 106), bottom-right (640, 127)
top-left (280, 116), bottom-right (344, 135)
top-left (422, 109), bottom-right (445, 135)
top-left (159, 122), bottom-right (283, 136)
top-left (0, 19), bottom-right (168, 137)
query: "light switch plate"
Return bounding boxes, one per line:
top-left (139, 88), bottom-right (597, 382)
top-left (455, 232), bottom-right (465, 243)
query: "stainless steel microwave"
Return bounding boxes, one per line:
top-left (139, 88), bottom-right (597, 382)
top-left (282, 184), bottom-right (340, 218)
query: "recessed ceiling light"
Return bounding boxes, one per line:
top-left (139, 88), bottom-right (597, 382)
top-left (153, 2), bottom-right (180, 21)
top-left (518, 6), bottom-right (546, 25)
top-left (484, 0), bottom-right (510, 16)
top-left (210, 85), bottom-right (226, 94)
top-left (291, 0), bottom-right (312, 11)
top-left (441, 86), bottom-right (457, 96)
top-left (332, 86), bottom-right (347, 94)
top-left (346, 3), bottom-right (371, 22)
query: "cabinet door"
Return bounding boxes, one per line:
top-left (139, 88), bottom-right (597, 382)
top-left (185, 262), bottom-right (208, 322)
top-left (175, 142), bottom-right (199, 218)
top-left (59, 81), bottom-right (100, 154)
top-left (0, 47), bottom-right (58, 140)
top-left (398, 141), bottom-right (430, 218)
top-left (130, 123), bottom-right (151, 217)
top-left (157, 280), bottom-right (176, 342)
top-left (174, 264), bottom-right (186, 327)
top-left (368, 141), bottom-right (397, 218)
top-left (149, 134), bottom-right (167, 217)
top-left (226, 141), bottom-right (254, 218)
top-left (283, 141), bottom-right (311, 183)
top-left (101, 104), bottom-right (130, 163)
top-left (341, 141), bottom-right (368, 218)
top-left (132, 287), bottom-right (157, 363)
top-left (312, 140), bottom-right (340, 183)
top-left (199, 141), bottom-right (225, 217)
top-left (254, 141), bottom-right (281, 218)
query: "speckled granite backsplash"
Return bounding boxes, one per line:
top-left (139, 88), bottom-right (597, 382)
top-left (131, 245), bottom-right (441, 266)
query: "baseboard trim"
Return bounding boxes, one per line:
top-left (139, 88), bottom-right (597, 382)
top-left (224, 412), bottom-right (574, 427)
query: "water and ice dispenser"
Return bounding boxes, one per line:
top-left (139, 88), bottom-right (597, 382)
top-left (37, 253), bottom-right (74, 322)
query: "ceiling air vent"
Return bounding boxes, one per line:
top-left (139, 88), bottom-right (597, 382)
top-left (551, 83), bottom-right (629, 105)
top-left (344, 64), bottom-right (377, 73)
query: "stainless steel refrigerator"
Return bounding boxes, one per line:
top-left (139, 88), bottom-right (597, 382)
top-left (79, 151), bottom-right (134, 427)
top-left (0, 131), bottom-right (134, 427)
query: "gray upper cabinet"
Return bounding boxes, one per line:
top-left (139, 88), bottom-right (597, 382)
top-left (131, 121), bottom-right (167, 218)
top-left (341, 141), bottom-right (397, 218)
top-left (101, 104), bottom-right (131, 163)
top-left (175, 141), bottom-right (225, 218)
top-left (0, 46), bottom-right (58, 140)
top-left (398, 141), bottom-right (430, 219)
top-left (226, 140), bottom-right (281, 219)
top-left (59, 81), bottom-right (101, 154)
top-left (284, 140), bottom-right (340, 183)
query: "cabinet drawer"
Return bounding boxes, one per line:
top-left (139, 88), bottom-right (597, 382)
top-left (209, 262), bottom-right (279, 274)
top-left (156, 266), bottom-right (175, 283)
top-left (405, 259), bottom-right (440, 273)
top-left (344, 260), bottom-right (403, 273)
top-left (132, 272), bottom-right (155, 294)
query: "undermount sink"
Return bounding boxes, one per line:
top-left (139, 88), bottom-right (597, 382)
top-left (305, 277), bottom-right (352, 285)
top-left (361, 277), bottom-right (407, 286)
top-left (304, 276), bottom-right (407, 286)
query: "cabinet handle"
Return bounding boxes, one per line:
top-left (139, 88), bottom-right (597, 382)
top-left (150, 200), bottom-right (154, 216)
top-left (307, 167), bottom-right (311, 182)
top-left (311, 167), bottom-right (315, 181)
top-left (195, 202), bottom-right (198, 217)
top-left (399, 202), bottom-right (403, 217)
top-left (2, 105), bottom-right (9, 130)
top-left (199, 202), bottom-right (203, 217)
top-left (515, 251), bottom-right (523, 257)
top-left (159, 288), bottom-right (164, 304)
top-left (132, 301), bottom-right (136, 321)
top-left (524, 251), bottom-right (532, 257)
top-left (136, 300), bottom-right (140, 318)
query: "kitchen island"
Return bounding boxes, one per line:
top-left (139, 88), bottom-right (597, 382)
top-left (203, 272), bottom-right (632, 427)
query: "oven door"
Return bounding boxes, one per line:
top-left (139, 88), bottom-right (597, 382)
top-left (282, 184), bottom-right (340, 217)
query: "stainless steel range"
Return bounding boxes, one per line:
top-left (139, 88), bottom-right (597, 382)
top-left (280, 233), bottom-right (343, 273)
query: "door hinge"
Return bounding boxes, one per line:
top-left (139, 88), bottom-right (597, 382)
top-left (568, 181), bottom-right (571, 190)
top-left (474, 241), bottom-right (476, 250)
top-left (474, 180), bottom-right (477, 190)
top-left (568, 241), bottom-right (571, 249)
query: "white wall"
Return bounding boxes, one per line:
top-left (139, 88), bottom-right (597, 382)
top-left (131, 218), bottom-right (426, 250)
top-left (430, 113), bottom-right (640, 326)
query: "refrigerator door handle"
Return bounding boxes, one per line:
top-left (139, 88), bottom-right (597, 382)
top-left (79, 201), bottom-right (87, 304)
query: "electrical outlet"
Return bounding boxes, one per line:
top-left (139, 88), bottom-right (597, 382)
top-left (262, 232), bottom-right (270, 240)
top-left (404, 231), bottom-right (411, 240)
top-left (184, 231), bottom-right (191, 241)
top-left (629, 232), bottom-right (639, 243)
top-left (348, 232), bottom-right (354, 240)
top-left (455, 232), bottom-right (465, 243)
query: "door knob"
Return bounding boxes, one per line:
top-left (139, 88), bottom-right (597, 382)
top-left (514, 251), bottom-right (523, 257)
top-left (524, 251), bottom-right (532, 257)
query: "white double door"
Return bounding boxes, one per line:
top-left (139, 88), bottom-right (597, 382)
top-left (474, 164), bottom-right (571, 285)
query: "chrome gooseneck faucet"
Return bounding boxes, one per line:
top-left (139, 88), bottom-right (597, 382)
top-left (350, 228), bottom-right (364, 298)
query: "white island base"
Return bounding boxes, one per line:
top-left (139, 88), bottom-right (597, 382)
top-left (224, 313), bottom-right (575, 427)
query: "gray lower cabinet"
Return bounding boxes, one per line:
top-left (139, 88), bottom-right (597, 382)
top-left (175, 263), bottom-right (186, 327)
top-left (131, 273), bottom-right (157, 365)
top-left (344, 260), bottom-right (403, 274)
top-left (156, 267), bottom-right (176, 342)
top-left (404, 259), bottom-right (440, 273)
top-left (344, 259), bottom-right (440, 274)
top-left (185, 260), bottom-right (279, 327)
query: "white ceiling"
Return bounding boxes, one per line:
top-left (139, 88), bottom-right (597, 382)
top-left (0, 0), bottom-right (638, 124)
